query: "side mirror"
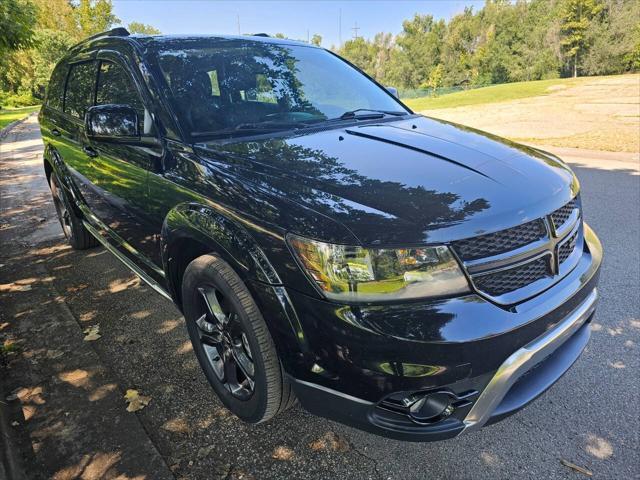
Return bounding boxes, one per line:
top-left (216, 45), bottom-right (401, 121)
top-left (86, 104), bottom-right (139, 141)
top-left (386, 86), bottom-right (399, 99)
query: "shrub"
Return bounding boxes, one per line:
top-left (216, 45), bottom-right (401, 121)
top-left (0, 90), bottom-right (38, 108)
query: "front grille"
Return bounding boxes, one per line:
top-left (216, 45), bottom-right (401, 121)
top-left (453, 196), bottom-right (582, 303)
top-left (452, 219), bottom-right (547, 261)
top-left (473, 257), bottom-right (550, 297)
top-left (551, 197), bottom-right (578, 230)
top-left (558, 229), bottom-right (578, 264)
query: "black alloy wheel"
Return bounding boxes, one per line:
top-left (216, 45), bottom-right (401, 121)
top-left (181, 254), bottom-right (296, 423)
top-left (194, 284), bottom-right (256, 400)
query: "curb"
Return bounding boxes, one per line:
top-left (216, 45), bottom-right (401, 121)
top-left (0, 388), bottom-right (27, 480)
top-left (0, 112), bottom-right (37, 142)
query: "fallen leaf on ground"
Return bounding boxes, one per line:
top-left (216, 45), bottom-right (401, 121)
top-left (83, 325), bottom-right (101, 341)
top-left (124, 389), bottom-right (151, 412)
top-left (308, 431), bottom-right (350, 453)
top-left (11, 421), bottom-right (19, 427)
top-left (561, 459), bottom-right (593, 477)
top-left (272, 446), bottom-right (294, 461)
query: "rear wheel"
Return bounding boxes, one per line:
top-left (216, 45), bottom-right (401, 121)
top-left (181, 254), bottom-right (295, 423)
top-left (49, 172), bottom-right (98, 250)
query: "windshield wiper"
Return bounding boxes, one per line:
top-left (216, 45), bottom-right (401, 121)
top-left (192, 121), bottom-right (301, 139)
top-left (304, 109), bottom-right (408, 127)
top-left (339, 109), bottom-right (408, 120)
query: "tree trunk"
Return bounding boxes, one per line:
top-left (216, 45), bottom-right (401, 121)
top-left (573, 52), bottom-right (578, 78)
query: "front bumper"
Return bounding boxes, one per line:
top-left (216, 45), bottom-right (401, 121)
top-left (250, 224), bottom-right (602, 441)
top-left (289, 289), bottom-right (596, 441)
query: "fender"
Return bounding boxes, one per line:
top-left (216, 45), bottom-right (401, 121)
top-left (161, 203), bottom-right (312, 368)
top-left (161, 201), bottom-right (283, 290)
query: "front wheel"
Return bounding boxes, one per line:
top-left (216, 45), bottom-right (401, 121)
top-left (181, 254), bottom-right (295, 423)
top-left (49, 172), bottom-right (97, 250)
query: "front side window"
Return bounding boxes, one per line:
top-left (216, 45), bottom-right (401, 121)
top-left (96, 61), bottom-right (146, 131)
top-left (149, 40), bottom-right (407, 139)
top-left (96, 61), bottom-right (144, 111)
top-left (64, 61), bottom-right (97, 118)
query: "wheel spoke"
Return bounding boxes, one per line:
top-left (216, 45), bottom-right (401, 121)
top-left (203, 343), bottom-right (225, 380)
top-left (198, 287), bottom-right (228, 327)
top-left (231, 347), bottom-right (255, 387)
top-left (193, 283), bottom-right (255, 399)
top-left (222, 346), bottom-right (239, 393)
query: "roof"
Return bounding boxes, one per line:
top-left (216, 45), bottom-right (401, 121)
top-left (72, 28), bottom-right (317, 52)
top-left (131, 33), bottom-right (315, 49)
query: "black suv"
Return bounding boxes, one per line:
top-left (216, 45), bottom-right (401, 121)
top-left (39, 28), bottom-right (602, 441)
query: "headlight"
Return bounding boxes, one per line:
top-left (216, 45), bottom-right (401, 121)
top-left (287, 235), bottom-right (470, 302)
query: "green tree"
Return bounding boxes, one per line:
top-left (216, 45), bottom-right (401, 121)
top-left (0, 0), bottom-right (36, 54)
top-left (560, 0), bottom-right (604, 77)
top-left (393, 14), bottom-right (446, 88)
top-left (424, 63), bottom-right (444, 95)
top-left (338, 37), bottom-right (376, 76)
top-left (440, 7), bottom-right (479, 87)
top-left (75, 0), bottom-right (120, 37)
top-left (127, 22), bottom-right (161, 35)
top-left (581, 0), bottom-right (640, 74)
top-left (311, 34), bottom-right (322, 46)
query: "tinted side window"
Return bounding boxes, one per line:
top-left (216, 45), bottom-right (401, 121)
top-left (96, 61), bottom-right (143, 111)
top-left (64, 61), bottom-right (97, 118)
top-left (46, 63), bottom-right (67, 111)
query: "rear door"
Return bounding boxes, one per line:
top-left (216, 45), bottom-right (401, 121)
top-left (56, 59), bottom-right (101, 212)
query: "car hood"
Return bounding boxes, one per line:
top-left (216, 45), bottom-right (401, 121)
top-left (195, 115), bottom-right (579, 245)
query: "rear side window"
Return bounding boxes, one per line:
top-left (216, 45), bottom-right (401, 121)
top-left (46, 63), bottom-right (67, 111)
top-left (64, 61), bottom-right (97, 118)
top-left (96, 61), bottom-right (144, 111)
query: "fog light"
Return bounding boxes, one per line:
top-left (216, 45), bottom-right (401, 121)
top-left (408, 392), bottom-right (454, 422)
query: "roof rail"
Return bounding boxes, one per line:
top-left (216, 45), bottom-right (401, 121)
top-left (252, 33), bottom-right (270, 37)
top-left (69, 27), bottom-right (130, 50)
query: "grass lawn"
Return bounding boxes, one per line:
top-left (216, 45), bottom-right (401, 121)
top-left (403, 74), bottom-right (639, 152)
top-left (403, 77), bottom-right (587, 111)
top-left (0, 105), bottom-right (40, 130)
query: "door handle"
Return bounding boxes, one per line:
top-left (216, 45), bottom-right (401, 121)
top-left (51, 129), bottom-right (61, 136)
top-left (83, 145), bottom-right (98, 158)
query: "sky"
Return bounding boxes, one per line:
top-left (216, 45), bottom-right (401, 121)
top-left (112, 1), bottom-right (485, 47)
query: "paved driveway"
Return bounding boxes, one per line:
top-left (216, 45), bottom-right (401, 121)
top-left (1, 115), bottom-right (638, 479)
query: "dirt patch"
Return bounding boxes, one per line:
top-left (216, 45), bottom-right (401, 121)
top-left (419, 74), bottom-right (640, 153)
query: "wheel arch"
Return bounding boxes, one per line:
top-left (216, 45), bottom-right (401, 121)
top-left (161, 202), bottom-right (282, 309)
top-left (43, 151), bottom-right (53, 183)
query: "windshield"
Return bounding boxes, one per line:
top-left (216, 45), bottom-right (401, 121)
top-left (149, 39), bottom-right (408, 138)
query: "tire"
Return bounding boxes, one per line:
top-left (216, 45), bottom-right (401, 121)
top-left (49, 172), bottom-right (98, 250)
top-left (181, 254), bottom-right (295, 423)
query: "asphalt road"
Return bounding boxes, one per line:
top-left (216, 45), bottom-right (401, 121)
top-left (1, 115), bottom-right (638, 479)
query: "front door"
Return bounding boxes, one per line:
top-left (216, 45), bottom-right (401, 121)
top-left (84, 56), bottom-right (164, 278)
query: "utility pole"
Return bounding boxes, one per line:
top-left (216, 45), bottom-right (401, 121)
top-left (352, 21), bottom-right (360, 40)
top-left (307, 29), bottom-right (310, 44)
top-left (338, 8), bottom-right (342, 46)
top-left (237, 14), bottom-right (240, 35)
